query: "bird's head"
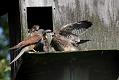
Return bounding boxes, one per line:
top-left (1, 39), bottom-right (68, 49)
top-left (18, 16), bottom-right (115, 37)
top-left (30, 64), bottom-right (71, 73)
top-left (43, 29), bottom-right (54, 46)
top-left (28, 25), bottom-right (40, 33)
top-left (44, 29), bottom-right (54, 36)
top-left (44, 29), bottom-right (52, 33)
top-left (32, 25), bottom-right (40, 31)
top-left (36, 29), bottom-right (45, 35)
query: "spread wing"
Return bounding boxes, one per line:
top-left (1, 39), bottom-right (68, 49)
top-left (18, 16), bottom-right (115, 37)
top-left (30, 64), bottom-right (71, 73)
top-left (59, 20), bottom-right (92, 43)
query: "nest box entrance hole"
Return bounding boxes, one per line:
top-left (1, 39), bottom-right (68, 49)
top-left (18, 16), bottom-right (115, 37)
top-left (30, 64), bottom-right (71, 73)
top-left (27, 7), bottom-right (53, 30)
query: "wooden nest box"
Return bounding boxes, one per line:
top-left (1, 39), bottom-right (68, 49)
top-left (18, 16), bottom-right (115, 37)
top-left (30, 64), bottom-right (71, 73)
top-left (9, 0), bottom-right (119, 80)
top-left (15, 50), bottom-right (119, 80)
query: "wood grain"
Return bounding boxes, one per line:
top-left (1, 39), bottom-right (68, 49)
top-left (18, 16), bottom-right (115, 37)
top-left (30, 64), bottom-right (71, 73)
top-left (19, 0), bottom-right (119, 50)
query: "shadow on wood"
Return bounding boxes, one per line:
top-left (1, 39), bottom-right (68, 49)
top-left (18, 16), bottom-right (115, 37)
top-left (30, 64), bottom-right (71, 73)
top-left (15, 50), bottom-right (119, 80)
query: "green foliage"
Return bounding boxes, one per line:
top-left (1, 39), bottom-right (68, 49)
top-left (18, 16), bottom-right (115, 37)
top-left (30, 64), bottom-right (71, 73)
top-left (0, 14), bottom-right (10, 80)
top-left (0, 59), bottom-right (11, 80)
top-left (0, 14), bottom-right (9, 38)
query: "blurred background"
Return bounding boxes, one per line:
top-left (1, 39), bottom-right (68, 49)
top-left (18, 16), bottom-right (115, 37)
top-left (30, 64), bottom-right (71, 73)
top-left (0, 13), bottom-right (11, 80)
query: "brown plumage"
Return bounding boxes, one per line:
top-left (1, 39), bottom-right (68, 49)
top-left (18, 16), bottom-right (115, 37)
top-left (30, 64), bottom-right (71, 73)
top-left (9, 29), bottom-right (44, 50)
top-left (10, 25), bottom-right (44, 50)
top-left (51, 20), bottom-right (93, 51)
top-left (10, 25), bottom-right (54, 64)
top-left (10, 25), bottom-right (45, 64)
top-left (10, 20), bottom-right (92, 64)
top-left (10, 34), bottom-right (42, 49)
top-left (51, 34), bottom-right (78, 51)
top-left (34, 29), bottom-right (53, 52)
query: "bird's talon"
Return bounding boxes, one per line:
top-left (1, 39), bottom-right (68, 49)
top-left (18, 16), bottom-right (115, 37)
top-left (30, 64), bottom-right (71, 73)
top-left (33, 49), bottom-right (37, 52)
top-left (27, 49), bottom-right (37, 53)
top-left (28, 51), bottom-right (35, 54)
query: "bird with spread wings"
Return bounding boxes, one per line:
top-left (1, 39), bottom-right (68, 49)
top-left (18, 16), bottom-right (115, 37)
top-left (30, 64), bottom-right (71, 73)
top-left (51, 20), bottom-right (92, 51)
top-left (9, 20), bottom-right (92, 64)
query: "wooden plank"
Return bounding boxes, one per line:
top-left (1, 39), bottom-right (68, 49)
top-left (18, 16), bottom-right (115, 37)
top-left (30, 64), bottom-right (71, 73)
top-left (8, 0), bottom-right (21, 79)
top-left (15, 50), bottom-right (119, 80)
top-left (19, 0), bottom-right (29, 39)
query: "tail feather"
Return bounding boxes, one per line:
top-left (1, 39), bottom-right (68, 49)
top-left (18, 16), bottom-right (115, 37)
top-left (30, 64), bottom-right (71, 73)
top-left (9, 42), bottom-right (24, 50)
top-left (9, 45), bottom-right (20, 50)
top-left (10, 46), bottom-right (29, 64)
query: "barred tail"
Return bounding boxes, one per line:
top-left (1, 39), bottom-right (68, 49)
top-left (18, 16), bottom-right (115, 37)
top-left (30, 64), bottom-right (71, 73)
top-left (10, 46), bottom-right (29, 64)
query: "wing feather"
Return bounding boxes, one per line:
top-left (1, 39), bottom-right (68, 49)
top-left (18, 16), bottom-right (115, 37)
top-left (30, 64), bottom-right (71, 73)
top-left (59, 20), bottom-right (92, 42)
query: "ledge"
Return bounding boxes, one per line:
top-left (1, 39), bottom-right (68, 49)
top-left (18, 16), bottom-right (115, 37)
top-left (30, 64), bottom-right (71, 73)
top-left (15, 50), bottom-right (119, 80)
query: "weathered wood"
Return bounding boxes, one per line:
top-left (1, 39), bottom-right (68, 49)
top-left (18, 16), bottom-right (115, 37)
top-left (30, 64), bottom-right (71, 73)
top-left (15, 50), bottom-right (119, 80)
top-left (19, 0), bottom-right (119, 50)
top-left (9, 0), bottom-right (119, 79)
top-left (19, 0), bottom-right (29, 39)
top-left (8, 0), bottom-right (21, 79)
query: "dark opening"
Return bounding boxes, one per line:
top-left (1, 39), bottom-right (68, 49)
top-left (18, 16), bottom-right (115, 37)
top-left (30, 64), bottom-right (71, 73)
top-left (27, 7), bottom-right (53, 30)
